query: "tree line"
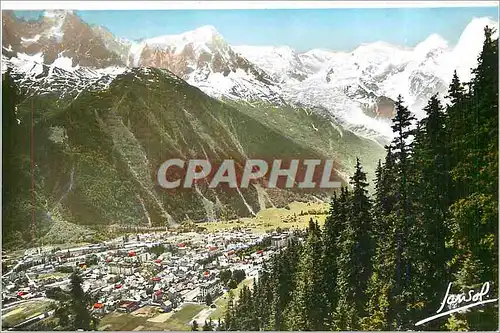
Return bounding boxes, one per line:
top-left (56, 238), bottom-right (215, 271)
top-left (221, 27), bottom-right (498, 331)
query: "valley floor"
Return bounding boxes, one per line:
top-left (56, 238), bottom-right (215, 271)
top-left (201, 201), bottom-right (329, 233)
top-left (97, 278), bottom-right (255, 331)
top-left (2, 201), bottom-right (327, 331)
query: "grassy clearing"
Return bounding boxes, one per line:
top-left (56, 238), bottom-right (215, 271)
top-left (203, 201), bottom-right (329, 234)
top-left (2, 300), bottom-right (53, 328)
top-left (163, 303), bottom-right (207, 330)
top-left (98, 312), bottom-right (148, 331)
top-left (98, 303), bottom-right (207, 331)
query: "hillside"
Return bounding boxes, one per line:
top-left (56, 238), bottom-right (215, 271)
top-left (3, 10), bottom-right (492, 249)
top-left (3, 64), bottom-right (379, 248)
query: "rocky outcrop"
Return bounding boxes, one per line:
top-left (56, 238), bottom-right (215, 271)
top-left (2, 10), bottom-right (124, 68)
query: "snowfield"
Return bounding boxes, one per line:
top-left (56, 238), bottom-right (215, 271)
top-left (3, 15), bottom-right (498, 142)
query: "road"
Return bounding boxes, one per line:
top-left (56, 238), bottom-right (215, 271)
top-left (191, 307), bottom-right (216, 325)
top-left (8, 310), bottom-right (55, 331)
top-left (2, 297), bottom-right (50, 312)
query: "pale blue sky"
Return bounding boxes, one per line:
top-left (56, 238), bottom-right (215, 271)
top-left (14, 7), bottom-right (499, 52)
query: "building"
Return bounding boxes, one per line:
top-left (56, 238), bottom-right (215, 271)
top-left (199, 278), bottom-right (221, 302)
top-left (117, 300), bottom-right (139, 313)
top-left (92, 303), bottom-right (105, 315)
top-left (152, 289), bottom-right (163, 302)
top-left (138, 252), bottom-right (152, 263)
top-left (164, 300), bottom-right (173, 312)
top-left (108, 263), bottom-right (134, 276)
top-left (271, 235), bottom-right (291, 249)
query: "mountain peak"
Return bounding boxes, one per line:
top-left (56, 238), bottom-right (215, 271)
top-left (417, 33), bottom-right (448, 49)
top-left (302, 48), bottom-right (336, 55)
top-left (191, 25), bottom-right (220, 38)
top-left (43, 10), bottom-right (74, 19)
top-left (451, 16), bottom-right (499, 81)
top-left (459, 16), bottom-right (499, 44)
top-left (356, 40), bottom-right (401, 51)
top-left (146, 25), bottom-right (222, 44)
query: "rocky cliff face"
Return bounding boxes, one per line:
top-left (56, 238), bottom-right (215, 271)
top-left (2, 10), bottom-right (124, 68)
top-left (5, 61), bottom-right (377, 248)
top-left (125, 26), bottom-right (282, 103)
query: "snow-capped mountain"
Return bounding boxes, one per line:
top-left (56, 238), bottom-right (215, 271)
top-left (91, 25), bottom-right (134, 65)
top-left (2, 11), bottom-right (498, 143)
top-left (299, 48), bottom-right (342, 73)
top-left (121, 25), bottom-right (284, 104)
top-left (2, 52), bottom-right (128, 99)
top-left (2, 13), bottom-right (284, 104)
top-left (2, 10), bottom-right (123, 68)
top-left (232, 45), bottom-right (311, 83)
top-left (278, 17), bottom-right (499, 141)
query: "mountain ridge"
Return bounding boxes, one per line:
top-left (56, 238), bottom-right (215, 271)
top-left (2, 11), bottom-right (497, 248)
top-left (4, 12), bottom-right (497, 141)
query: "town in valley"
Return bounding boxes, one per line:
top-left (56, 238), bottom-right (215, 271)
top-left (2, 225), bottom-right (303, 331)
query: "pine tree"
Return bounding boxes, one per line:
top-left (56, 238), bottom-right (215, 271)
top-left (201, 318), bottom-right (214, 331)
top-left (70, 273), bottom-right (95, 331)
top-left (223, 291), bottom-right (235, 331)
top-left (267, 254), bottom-right (285, 331)
top-left (266, 241), bottom-right (302, 330)
top-left (286, 219), bottom-right (327, 330)
top-left (253, 263), bottom-right (273, 329)
top-left (348, 159), bottom-right (374, 309)
top-left (448, 70), bottom-right (466, 103)
top-left (446, 27), bottom-right (498, 330)
top-left (50, 272), bottom-right (98, 330)
top-left (362, 159), bottom-right (397, 330)
top-left (333, 159), bottom-right (374, 329)
top-left (223, 31), bottom-right (499, 330)
top-left (445, 70), bottom-right (469, 200)
top-left (233, 285), bottom-right (255, 330)
top-left (408, 95), bottom-right (451, 329)
top-left (380, 146), bottom-right (397, 215)
top-left (322, 190), bottom-right (346, 319)
top-left (389, 96), bottom-right (416, 328)
top-left (205, 293), bottom-right (213, 306)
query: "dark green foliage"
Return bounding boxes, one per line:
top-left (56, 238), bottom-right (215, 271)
top-left (45, 287), bottom-right (67, 300)
top-left (322, 187), bottom-right (348, 319)
top-left (56, 265), bottom-right (76, 273)
top-left (49, 272), bottom-right (99, 331)
top-left (202, 318), bottom-right (214, 331)
top-left (443, 26), bottom-right (499, 330)
top-left (333, 159), bottom-right (374, 330)
top-left (84, 254), bottom-right (99, 267)
top-left (3, 66), bottom-right (349, 250)
top-left (286, 220), bottom-right (327, 330)
top-left (148, 244), bottom-right (166, 257)
top-left (227, 279), bottom-right (238, 290)
top-left (232, 269), bottom-right (246, 284)
top-left (226, 30), bottom-right (498, 331)
top-left (205, 293), bottom-right (213, 306)
top-left (236, 236), bottom-right (272, 257)
top-left (2, 69), bottom-right (35, 246)
top-left (223, 291), bottom-right (235, 330)
top-left (219, 269), bottom-right (232, 284)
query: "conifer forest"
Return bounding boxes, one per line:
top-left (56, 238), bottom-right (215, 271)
top-left (220, 27), bottom-right (499, 332)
